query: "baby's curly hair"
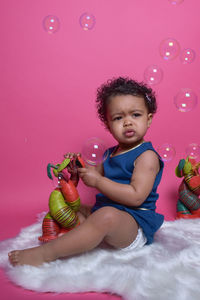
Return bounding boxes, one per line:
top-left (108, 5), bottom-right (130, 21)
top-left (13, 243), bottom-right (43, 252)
top-left (96, 77), bottom-right (157, 126)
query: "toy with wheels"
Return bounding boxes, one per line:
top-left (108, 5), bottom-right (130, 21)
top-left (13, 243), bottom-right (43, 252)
top-left (38, 155), bottom-right (85, 242)
top-left (175, 156), bottom-right (200, 219)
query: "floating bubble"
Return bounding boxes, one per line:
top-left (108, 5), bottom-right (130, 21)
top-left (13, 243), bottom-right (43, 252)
top-left (144, 65), bottom-right (163, 85)
top-left (185, 143), bottom-right (200, 160)
top-left (157, 144), bottom-right (176, 162)
top-left (43, 15), bottom-right (60, 34)
top-left (82, 137), bottom-right (108, 166)
top-left (174, 88), bottom-right (198, 112)
top-left (180, 48), bottom-right (196, 64)
top-left (159, 38), bottom-right (180, 60)
top-left (79, 13), bottom-right (96, 30)
top-left (168, 0), bottom-right (184, 4)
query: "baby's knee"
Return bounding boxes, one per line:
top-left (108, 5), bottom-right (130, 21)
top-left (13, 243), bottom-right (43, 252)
top-left (93, 206), bottom-right (120, 229)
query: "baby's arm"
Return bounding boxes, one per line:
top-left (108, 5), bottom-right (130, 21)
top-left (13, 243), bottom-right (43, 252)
top-left (78, 150), bottom-right (160, 207)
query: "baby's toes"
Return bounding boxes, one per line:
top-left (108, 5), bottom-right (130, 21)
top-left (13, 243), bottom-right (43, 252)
top-left (8, 250), bottom-right (20, 265)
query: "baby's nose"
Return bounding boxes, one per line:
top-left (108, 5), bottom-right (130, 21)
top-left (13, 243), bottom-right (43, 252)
top-left (123, 117), bottom-right (132, 126)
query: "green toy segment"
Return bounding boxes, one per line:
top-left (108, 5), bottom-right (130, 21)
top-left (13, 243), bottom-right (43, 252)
top-left (67, 197), bottom-right (80, 212)
top-left (183, 160), bottom-right (192, 174)
top-left (57, 158), bottom-right (70, 172)
top-left (53, 164), bottom-right (60, 177)
top-left (49, 189), bottom-right (67, 215)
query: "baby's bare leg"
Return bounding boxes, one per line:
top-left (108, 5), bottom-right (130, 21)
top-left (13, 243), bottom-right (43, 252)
top-left (76, 204), bottom-right (92, 224)
top-left (8, 207), bottom-right (138, 267)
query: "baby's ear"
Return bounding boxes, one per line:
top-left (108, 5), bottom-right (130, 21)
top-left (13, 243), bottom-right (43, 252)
top-left (147, 113), bottom-right (153, 127)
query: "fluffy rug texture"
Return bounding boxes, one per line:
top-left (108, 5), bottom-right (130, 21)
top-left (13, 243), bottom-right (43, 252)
top-left (1, 213), bottom-right (200, 300)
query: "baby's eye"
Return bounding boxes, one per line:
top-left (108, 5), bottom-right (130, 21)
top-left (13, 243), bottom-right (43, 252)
top-left (132, 113), bottom-right (141, 117)
top-left (113, 116), bottom-right (122, 121)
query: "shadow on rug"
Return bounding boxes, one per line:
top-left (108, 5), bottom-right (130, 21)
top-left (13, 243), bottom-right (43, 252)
top-left (1, 213), bottom-right (200, 300)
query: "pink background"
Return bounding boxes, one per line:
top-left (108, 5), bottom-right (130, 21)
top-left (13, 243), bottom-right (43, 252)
top-left (0, 0), bottom-right (199, 299)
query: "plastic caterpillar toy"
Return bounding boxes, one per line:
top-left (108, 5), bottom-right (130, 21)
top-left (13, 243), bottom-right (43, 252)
top-left (38, 155), bottom-right (85, 242)
top-left (175, 156), bottom-right (200, 219)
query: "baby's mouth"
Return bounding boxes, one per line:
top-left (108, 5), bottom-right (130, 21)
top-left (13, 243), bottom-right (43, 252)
top-left (124, 130), bottom-right (135, 137)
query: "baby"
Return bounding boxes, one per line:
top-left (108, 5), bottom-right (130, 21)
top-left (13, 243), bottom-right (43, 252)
top-left (9, 77), bottom-right (164, 266)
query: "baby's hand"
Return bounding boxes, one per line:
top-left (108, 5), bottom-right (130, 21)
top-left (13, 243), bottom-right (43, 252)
top-left (78, 166), bottom-right (102, 188)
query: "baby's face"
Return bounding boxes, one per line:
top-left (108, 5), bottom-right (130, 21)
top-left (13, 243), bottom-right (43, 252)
top-left (106, 94), bottom-right (152, 149)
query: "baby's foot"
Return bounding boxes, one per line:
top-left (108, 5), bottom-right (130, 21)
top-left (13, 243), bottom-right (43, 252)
top-left (8, 246), bottom-right (52, 267)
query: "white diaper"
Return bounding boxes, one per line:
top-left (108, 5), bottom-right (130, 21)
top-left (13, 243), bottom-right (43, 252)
top-left (120, 227), bottom-right (147, 251)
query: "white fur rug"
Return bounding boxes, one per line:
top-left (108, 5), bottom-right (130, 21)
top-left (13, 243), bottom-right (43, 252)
top-left (1, 213), bottom-right (200, 300)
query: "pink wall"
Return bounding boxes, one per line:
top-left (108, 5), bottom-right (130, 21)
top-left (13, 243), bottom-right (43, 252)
top-left (1, 0), bottom-right (200, 232)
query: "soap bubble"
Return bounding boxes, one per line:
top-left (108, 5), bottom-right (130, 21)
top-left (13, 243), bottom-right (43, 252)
top-left (180, 48), bottom-right (196, 64)
top-left (159, 38), bottom-right (180, 60)
top-left (82, 137), bottom-right (108, 166)
top-left (168, 0), bottom-right (184, 4)
top-left (43, 15), bottom-right (60, 34)
top-left (185, 143), bottom-right (200, 160)
top-left (144, 65), bottom-right (163, 85)
top-left (174, 88), bottom-right (198, 112)
top-left (157, 144), bottom-right (176, 162)
top-left (79, 13), bottom-right (96, 30)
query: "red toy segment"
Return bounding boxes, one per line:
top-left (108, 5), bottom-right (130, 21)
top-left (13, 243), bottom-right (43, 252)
top-left (76, 155), bottom-right (85, 168)
top-left (187, 176), bottom-right (200, 195)
top-left (59, 179), bottom-right (80, 203)
top-left (38, 218), bottom-right (60, 242)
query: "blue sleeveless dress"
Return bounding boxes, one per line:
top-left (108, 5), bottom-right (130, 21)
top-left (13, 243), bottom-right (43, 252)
top-left (92, 141), bottom-right (164, 244)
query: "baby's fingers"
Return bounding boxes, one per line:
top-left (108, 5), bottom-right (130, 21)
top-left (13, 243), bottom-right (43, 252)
top-left (78, 168), bottom-right (87, 176)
